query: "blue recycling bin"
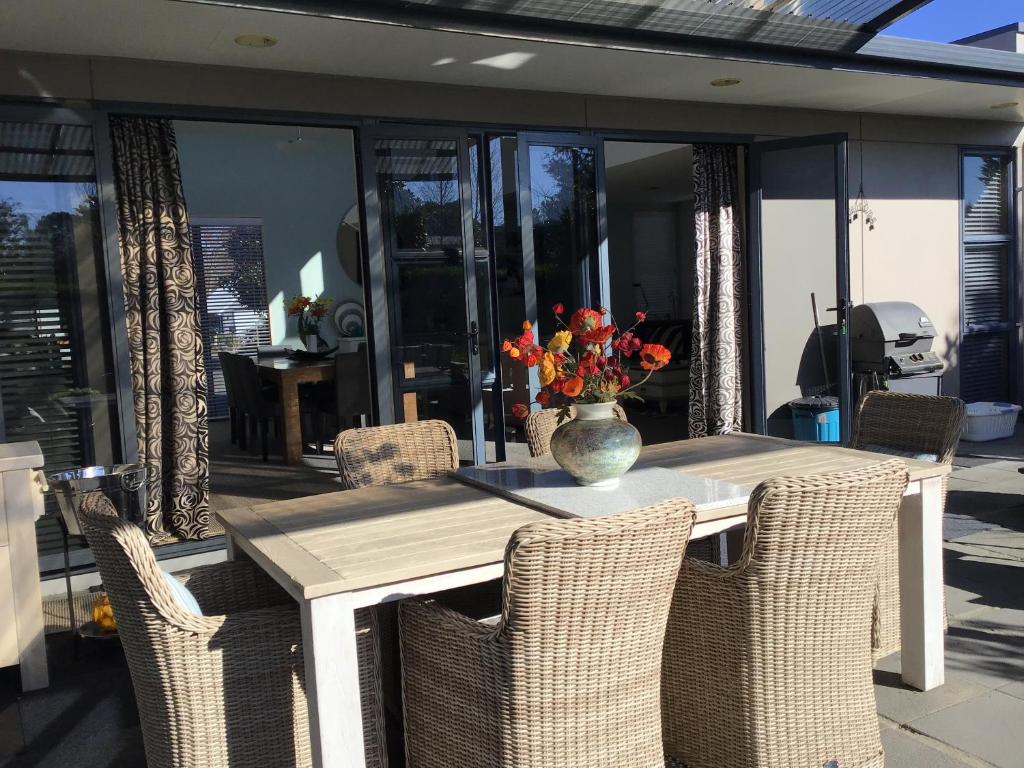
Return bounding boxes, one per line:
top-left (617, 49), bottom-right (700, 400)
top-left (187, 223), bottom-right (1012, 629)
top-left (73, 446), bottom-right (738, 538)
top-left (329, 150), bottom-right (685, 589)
top-left (789, 396), bottom-right (840, 443)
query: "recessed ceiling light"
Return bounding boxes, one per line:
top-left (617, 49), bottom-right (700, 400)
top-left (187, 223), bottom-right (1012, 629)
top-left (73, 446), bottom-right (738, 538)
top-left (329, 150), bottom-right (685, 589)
top-left (990, 101), bottom-right (1019, 109)
top-left (234, 34), bottom-right (278, 49)
top-left (710, 77), bottom-right (742, 87)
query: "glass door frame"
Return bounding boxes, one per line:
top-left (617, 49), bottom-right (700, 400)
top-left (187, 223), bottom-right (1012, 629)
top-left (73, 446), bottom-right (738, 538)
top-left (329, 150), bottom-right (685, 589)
top-left (360, 124), bottom-right (488, 464)
top-left (747, 133), bottom-right (852, 440)
top-left (516, 132), bottom-right (611, 406)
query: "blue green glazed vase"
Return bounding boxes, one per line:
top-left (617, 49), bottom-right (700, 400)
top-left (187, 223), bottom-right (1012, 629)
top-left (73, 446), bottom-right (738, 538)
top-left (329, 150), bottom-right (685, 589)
top-left (550, 402), bottom-right (642, 488)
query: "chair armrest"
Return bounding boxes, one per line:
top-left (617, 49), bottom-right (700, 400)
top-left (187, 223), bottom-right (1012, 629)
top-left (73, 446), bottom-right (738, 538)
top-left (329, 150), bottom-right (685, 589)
top-left (174, 560), bottom-right (292, 616)
top-left (399, 598), bottom-right (504, 765)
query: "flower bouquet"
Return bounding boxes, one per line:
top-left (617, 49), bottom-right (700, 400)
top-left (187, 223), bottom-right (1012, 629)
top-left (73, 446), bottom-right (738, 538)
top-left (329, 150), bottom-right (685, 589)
top-left (287, 294), bottom-right (332, 352)
top-left (503, 304), bottom-right (672, 486)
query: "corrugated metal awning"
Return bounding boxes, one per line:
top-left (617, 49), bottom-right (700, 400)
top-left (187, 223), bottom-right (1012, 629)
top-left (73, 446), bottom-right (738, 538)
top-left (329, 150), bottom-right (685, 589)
top-left (182, 0), bottom-right (932, 52)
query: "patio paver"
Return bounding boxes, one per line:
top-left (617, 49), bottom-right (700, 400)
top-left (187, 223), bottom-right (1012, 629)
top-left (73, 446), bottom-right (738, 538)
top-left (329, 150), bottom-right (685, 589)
top-left (909, 690), bottom-right (1024, 768)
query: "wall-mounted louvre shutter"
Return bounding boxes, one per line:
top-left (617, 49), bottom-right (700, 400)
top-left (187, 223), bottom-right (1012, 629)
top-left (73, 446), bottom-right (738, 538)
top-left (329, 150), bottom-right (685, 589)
top-left (964, 157), bottom-right (1007, 236)
top-left (961, 334), bottom-right (1009, 403)
top-left (962, 244), bottom-right (1010, 326)
top-left (191, 220), bottom-right (271, 419)
top-left (960, 151), bottom-right (1015, 404)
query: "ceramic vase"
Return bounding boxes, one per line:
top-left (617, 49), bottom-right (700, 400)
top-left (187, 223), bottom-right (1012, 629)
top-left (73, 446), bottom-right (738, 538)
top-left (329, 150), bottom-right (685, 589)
top-left (549, 402), bottom-right (642, 488)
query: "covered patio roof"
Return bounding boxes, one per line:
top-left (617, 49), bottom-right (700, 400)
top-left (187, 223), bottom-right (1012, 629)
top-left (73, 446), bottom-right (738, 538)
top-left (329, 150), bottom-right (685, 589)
top-left (179, 0), bottom-right (932, 53)
top-left (1, 0), bottom-right (1023, 122)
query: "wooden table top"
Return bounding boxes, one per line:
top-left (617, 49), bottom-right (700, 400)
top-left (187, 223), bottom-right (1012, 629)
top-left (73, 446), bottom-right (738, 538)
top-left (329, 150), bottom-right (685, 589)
top-left (217, 433), bottom-right (951, 602)
top-left (257, 357), bottom-right (335, 372)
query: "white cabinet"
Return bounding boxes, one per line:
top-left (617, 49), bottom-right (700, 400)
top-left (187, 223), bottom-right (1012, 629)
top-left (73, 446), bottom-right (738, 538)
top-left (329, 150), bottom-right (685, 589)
top-left (0, 441), bottom-right (48, 691)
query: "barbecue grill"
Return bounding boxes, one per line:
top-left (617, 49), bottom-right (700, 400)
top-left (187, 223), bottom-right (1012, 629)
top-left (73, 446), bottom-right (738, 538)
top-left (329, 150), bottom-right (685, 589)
top-left (851, 301), bottom-right (943, 396)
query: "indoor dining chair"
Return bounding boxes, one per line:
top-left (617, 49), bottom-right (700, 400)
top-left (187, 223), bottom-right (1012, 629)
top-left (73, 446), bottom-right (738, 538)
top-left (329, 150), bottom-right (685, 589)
top-left (662, 461), bottom-right (909, 768)
top-left (400, 499), bottom-right (696, 768)
top-left (851, 390), bottom-right (966, 658)
top-left (77, 491), bottom-right (388, 768)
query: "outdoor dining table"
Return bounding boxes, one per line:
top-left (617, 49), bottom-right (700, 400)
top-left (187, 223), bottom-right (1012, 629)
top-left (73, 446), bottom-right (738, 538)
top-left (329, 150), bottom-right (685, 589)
top-left (216, 432), bottom-right (951, 768)
top-left (257, 357), bottom-right (335, 465)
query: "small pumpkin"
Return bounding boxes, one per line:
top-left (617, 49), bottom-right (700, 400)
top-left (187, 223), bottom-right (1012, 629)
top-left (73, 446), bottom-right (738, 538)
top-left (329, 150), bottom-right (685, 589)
top-left (92, 594), bottom-right (117, 632)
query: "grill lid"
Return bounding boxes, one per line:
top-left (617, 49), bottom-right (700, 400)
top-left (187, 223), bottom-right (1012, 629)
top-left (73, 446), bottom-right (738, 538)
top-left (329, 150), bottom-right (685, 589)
top-left (851, 301), bottom-right (936, 344)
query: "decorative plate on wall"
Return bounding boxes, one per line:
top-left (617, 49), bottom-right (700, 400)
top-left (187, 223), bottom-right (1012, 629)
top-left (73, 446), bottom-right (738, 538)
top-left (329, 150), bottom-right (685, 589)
top-left (334, 301), bottom-right (366, 338)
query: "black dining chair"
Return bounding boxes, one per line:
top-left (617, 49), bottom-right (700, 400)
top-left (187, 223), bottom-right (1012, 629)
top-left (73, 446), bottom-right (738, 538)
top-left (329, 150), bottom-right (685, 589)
top-left (310, 344), bottom-right (372, 454)
top-left (217, 351), bottom-right (243, 447)
top-left (225, 353), bottom-right (280, 462)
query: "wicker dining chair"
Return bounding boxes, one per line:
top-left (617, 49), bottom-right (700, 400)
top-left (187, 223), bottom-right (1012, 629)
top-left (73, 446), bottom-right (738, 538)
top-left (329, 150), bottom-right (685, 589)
top-left (662, 461), bottom-right (909, 768)
top-left (523, 403), bottom-right (629, 457)
top-left (851, 390), bottom-right (966, 658)
top-left (334, 419), bottom-right (459, 489)
top-left (77, 492), bottom-right (388, 768)
top-left (400, 499), bottom-right (696, 768)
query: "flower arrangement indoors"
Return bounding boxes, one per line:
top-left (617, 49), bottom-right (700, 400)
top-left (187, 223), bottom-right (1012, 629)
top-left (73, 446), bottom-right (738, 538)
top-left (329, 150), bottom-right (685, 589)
top-left (287, 294), bottom-right (332, 352)
top-left (503, 304), bottom-right (672, 487)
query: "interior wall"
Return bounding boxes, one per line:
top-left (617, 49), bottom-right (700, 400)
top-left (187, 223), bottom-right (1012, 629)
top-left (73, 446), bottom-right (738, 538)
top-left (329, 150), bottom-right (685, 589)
top-left (174, 121), bottom-right (361, 347)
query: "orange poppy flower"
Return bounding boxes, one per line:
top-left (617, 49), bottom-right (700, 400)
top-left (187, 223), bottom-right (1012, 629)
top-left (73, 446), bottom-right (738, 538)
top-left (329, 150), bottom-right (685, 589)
top-left (562, 375), bottom-right (585, 398)
top-left (568, 308), bottom-right (602, 335)
top-left (639, 343), bottom-right (672, 371)
top-left (501, 339), bottom-right (513, 352)
top-left (580, 324), bottom-right (615, 346)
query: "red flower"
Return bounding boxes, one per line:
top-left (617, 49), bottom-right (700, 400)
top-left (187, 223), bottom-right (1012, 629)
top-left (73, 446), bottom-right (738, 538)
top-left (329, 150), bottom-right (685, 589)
top-left (535, 390), bottom-right (550, 405)
top-left (635, 310), bottom-right (647, 322)
top-left (580, 324), bottom-right (615, 346)
top-left (550, 378), bottom-right (564, 393)
top-left (552, 303), bottom-right (564, 315)
top-left (511, 403), bottom-right (530, 420)
top-left (639, 343), bottom-right (672, 371)
top-left (620, 374), bottom-right (631, 388)
top-left (569, 308), bottom-right (602, 336)
top-left (613, 332), bottom-right (637, 356)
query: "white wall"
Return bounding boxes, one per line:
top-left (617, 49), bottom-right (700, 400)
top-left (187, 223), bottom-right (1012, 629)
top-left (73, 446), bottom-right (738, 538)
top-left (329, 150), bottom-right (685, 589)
top-left (849, 141), bottom-right (962, 395)
top-left (174, 121), bottom-right (361, 347)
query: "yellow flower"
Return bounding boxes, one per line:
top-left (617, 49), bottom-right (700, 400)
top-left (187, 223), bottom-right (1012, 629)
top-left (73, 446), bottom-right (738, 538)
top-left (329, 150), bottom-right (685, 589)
top-left (509, 347), bottom-right (521, 359)
top-left (539, 352), bottom-right (557, 386)
top-left (547, 330), bottom-right (572, 354)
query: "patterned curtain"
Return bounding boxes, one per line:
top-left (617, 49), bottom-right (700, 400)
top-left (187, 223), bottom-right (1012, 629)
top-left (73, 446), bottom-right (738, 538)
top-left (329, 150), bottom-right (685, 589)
top-left (110, 116), bottom-right (210, 542)
top-left (689, 144), bottom-right (744, 438)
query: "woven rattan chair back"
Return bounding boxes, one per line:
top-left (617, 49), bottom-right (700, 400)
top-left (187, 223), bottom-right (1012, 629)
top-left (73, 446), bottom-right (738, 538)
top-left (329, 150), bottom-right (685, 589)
top-left (851, 391), bottom-right (966, 462)
top-left (77, 492), bottom-right (316, 768)
top-left (496, 501), bottom-right (695, 765)
top-left (662, 461), bottom-right (909, 768)
top-left (523, 403), bottom-right (628, 457)
top-left (852, 391), bottom-right (965, 657)
top-left (334, 419), bottom-right (459, 489)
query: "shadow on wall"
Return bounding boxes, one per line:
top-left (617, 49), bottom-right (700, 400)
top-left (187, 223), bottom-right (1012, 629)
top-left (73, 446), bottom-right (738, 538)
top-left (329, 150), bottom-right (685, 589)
top-left (766, 323), bottom-right (838, 437)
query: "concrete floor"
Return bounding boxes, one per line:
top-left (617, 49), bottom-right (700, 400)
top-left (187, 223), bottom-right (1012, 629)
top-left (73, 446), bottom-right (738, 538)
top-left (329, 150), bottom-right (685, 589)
top-left (3, 428), bottom-right (1023, 767)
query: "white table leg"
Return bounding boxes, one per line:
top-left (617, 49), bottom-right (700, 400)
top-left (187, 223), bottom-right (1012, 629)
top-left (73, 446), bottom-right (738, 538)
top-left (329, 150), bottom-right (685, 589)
top-left (300, 592), bottom-right (367, 768)
top-left (898, 476), bottom-right (945, 691)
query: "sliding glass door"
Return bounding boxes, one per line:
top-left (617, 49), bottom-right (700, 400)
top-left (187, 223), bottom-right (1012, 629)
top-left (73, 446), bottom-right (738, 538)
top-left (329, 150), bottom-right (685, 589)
top-left (363, 128), bottom-right (488, 463)
top-left (517, 134), bottom-right (608, 333)
top-left (750, 134), bottom-right (851, 440)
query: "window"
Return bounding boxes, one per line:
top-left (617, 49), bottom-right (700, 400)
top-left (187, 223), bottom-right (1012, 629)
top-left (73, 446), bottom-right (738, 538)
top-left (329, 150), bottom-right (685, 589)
top-left (190, 218), bottom-right (271, 419)
top-left (960, 150), bottom-right (1017, 403)
top-left (0, 119), bottom-right (121, 560)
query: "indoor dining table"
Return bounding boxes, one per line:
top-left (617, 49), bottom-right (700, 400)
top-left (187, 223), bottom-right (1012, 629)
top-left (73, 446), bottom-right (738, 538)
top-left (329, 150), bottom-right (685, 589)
top-left (217, 432), bottom-right (951, 768)
top-left (257, 357), bottom-right (334, 465)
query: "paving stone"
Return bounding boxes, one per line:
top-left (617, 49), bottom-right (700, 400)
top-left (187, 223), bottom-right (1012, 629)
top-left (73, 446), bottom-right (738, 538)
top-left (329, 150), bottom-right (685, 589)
top-left (881, 727), bottom-right (980, 768)
top-left (1000, 680), bottom-right (1024, 701)
top-left (874, 664), bottom-right (990, 725)
top-left (911, 690), bottom-right (1024, 768)
top-left (959, 607), bottom-right (1024, 637)
top-left (944, 627), bottom-right (1024, 689)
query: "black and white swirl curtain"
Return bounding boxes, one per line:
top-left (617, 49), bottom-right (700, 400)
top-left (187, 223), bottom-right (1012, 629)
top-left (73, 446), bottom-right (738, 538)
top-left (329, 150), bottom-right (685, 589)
top-left (689, 144), bottom-right (744, 438)
top-left (110, 116), bottom-right (210, 542)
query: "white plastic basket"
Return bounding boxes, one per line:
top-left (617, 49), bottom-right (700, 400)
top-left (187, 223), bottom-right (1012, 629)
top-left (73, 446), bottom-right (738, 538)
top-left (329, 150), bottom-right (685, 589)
top-left (962, 401), bottom-right (1021, 442)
